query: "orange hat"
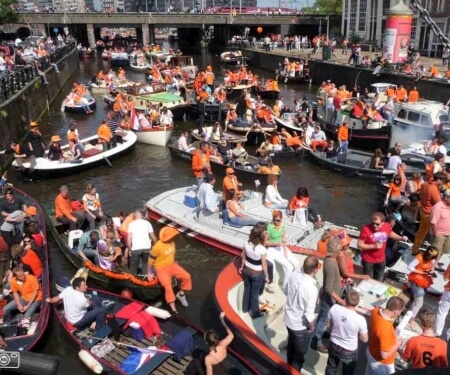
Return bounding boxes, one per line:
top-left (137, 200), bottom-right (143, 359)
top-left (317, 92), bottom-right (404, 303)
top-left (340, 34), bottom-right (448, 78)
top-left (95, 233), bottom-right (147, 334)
top-left (332, 229), bottom-right (351, 247)
top-left (51, 135), bottom-right (61, 142)
top-left (226, 167), bottom-right (235, 174)
top-left (25, 206), bottom-right (37, 216)
top-left (30, 121), bottom-right (39, 127)
top-left (159, 227), bottom-right (179, 243)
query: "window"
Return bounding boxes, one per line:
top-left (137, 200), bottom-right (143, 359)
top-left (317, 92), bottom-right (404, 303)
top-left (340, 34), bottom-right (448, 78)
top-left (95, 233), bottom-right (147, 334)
top-left (407, 111), bottom-right (420, 122)
top-left (397, 109), bottom-right (407, 119)
top-left (439, 114), bottom-right (449, 123)
top-left (359, 0), bottom-right (368, 32)
top-left (410, 17), bottom-right (418, 41)
top-left (420, 115), bottom-right (431, 126)
top-left (436, 0), bottom-right (445, 11)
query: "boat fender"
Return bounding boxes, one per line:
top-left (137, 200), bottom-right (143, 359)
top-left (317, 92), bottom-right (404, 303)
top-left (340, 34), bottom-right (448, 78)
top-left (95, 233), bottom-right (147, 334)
top-left (78, 350), bottom-right (103, 374)
top-left (1, 351), bottom-right (60, 375)
top-left (55, 276), bottom-right (71, 292)
top-left (145, 305), bottom-right (171, 319)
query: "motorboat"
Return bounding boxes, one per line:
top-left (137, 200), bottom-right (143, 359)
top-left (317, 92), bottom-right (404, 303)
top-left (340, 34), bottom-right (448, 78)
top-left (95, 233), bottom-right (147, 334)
top-left (134, 125), bottom-right (174, 147)
top-left (191, 127), bottom-right (247, 143)
top-left (63, 94), bottom-right (96, 114)
top-left (224, 83), bottom-right (255, 101)
top-left (129, 60), bottom-right (151, 72)
top-left (220, 50), bottom-right (250, 66)
top-left (89, 80), bottom-right (140, 95)
top-left (163, 55), bottom-right (198, 80)
top-left (275, 63), bottom-right (311, 84)
top-left (110, 52), bottom-right (130, 67)
top-left (12, 131), bottom-right (137, 177)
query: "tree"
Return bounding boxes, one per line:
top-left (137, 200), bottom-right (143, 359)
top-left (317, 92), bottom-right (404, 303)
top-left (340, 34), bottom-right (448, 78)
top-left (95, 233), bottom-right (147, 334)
top-left (0, 0), bottom-right (19, 24)
top-left (312, 0), bottom-right (342, 15)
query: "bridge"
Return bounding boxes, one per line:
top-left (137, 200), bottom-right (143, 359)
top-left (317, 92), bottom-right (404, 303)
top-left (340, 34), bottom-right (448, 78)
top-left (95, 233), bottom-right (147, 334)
top-left (5, 13), bottom-right (339, 51)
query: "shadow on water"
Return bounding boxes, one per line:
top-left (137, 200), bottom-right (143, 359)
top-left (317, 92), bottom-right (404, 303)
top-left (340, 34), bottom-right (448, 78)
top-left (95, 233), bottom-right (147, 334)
top-left (6, 49), bottom-right (379, 374)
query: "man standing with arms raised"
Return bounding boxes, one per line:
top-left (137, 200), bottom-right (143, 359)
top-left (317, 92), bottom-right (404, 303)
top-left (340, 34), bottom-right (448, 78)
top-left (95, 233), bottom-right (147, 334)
top-left (284, 256), bottom-right (320, 372)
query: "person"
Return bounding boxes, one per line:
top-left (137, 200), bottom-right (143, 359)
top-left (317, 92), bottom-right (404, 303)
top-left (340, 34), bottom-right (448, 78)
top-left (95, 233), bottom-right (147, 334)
top-left (77, 229), bottom-right (102, 264)
top-left (386, 149), bottom-right (402, 172)
top-left (288, 187), bottom-right (323, 227)
top-left (178, 131), bottom-right (194, 152)
top-left (11, 243), bottom-right (43, 278)
top-left (97, 237), bottom-right (122, 271)
top-left (225, 190), bottom-right (259, 227)
top-left (357, 212), bottom-right (408, 280)
top-left (0, 209), bottom-right (25, 251)
top-left (97, 119), bottom-right (112, 152)
top-left (265, 210), bottom-right (300, 289)
top-left (284, 256), bottom-right (320, 372)
top-left (204, 313), bottom-right (234, 374)
top-left (325, 289), bottom-right (368, 375)
top-left (1, 189), bottom-right (26, 218)
top-left (257, 151), bottom-right (281, 174)
top-left (257, 138), bottom-right (274, 155)
top-left (386, 142), bottom-right (401, 159)
top-left (126, 210), bottom-right (156, 275)
top-left (401, 309), bottom-right (448, 368)
top-left (264, 174), bottom-right (288, 209)
top-left (406, 246), bottom-right (438, 331)
top-left (3, 266), bottom-right (42, 324)
top-left (82, 184), bottom-right (105, 230)
top-left (324, 140), bottom-right (339, 160)
top-left (435, 261), bottom-right (450, 337)
top-left (310, 125), bottom-right (328, 151)
top-left (239, 222), bottom-right (270, 319)
top-left (48, 135), bottom-right (63, 161)
top-left (148, 227), bottom-right (192, 314)
top-left (370, 148), bottom-right (384, 170)
top-left (192, 141), bottom-right (211, 187)
top-left (7, 142), bottom-right (36, 174)
top-left (311, 238), bottom-right (346, 353)
top-left (27, 122), bottom-right (45, 158)
top-left (54, 185), bottom-right (86, 231)
top-left (216, 137), bottom-right (233, 165)
top-left (384, 175), bottom-right (409, 210)
top-left (232, 142), bottom-right (248, 166)
top-left (365, 296), bottom-right (405, 375)
top-left (66, 138), bottom-right (84, 163)
top-left (430, 189), bottom-right (450, 263)
top-left (197, 173), bottom-right (219, 214)
top-left (222, 167), bottom-right (242, 201)
top-left (412, 172), bottom-right (447, 255)
top-left (46, 277), bottom-right (106, 331)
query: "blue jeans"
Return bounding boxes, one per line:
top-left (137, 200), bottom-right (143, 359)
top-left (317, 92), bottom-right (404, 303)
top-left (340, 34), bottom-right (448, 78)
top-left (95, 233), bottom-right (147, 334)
top-left (287, 327), bottom-right (313, 371)
top-left (3, 296), bottom-right (42, 323)
top-left (362, 260), bottom-right (386, 281)
top-left (340, 140), bottom-right (348, 151)
top-left (74, 297), bottom-right (106, 330)
top-left (314, 297), bottom-right (333, 346)
top-left (230, 216), bottom-right (259, 227)
top-left (242, 268), bottom-right (265, 318)
top-left (81, 248), bottom-right (99, 265)
top-left (325, 341), bottom-right (358, 375)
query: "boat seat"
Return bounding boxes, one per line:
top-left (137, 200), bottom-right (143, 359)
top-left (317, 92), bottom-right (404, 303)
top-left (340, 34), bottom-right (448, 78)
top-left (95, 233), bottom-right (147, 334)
top-left (49, 215), bottom-right (65, 234)
top-left (222, 209), bottom-right (244, 228)
top-left (82, 148), bottom-right (103, 159)
top-left (344, 154), bottom-right (371, 169)
top-left (198, 210), bottom-right (222, 229)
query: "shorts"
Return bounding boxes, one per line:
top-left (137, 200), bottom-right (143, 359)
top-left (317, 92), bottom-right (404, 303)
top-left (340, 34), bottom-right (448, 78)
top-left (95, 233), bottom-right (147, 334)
top-left (432, 235), bottom-right (450, 255)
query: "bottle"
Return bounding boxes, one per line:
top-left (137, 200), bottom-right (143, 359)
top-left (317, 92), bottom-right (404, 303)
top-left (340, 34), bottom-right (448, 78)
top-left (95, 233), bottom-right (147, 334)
top-left (396, 310), bottom-right (414, 336)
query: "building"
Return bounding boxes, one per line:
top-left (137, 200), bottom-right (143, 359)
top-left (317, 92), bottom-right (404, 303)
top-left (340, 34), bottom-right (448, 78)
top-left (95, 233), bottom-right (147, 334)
top-left (341, 0), bottom-right (450, 57)
top-left (52, 0), bottom-right (86, 12)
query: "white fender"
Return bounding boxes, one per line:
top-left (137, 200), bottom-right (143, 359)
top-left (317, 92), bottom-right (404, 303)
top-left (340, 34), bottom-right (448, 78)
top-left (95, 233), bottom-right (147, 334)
top-left (145, 305), bottom-right (171, 320)
top-left (78, 350), bottom-right (103, 374)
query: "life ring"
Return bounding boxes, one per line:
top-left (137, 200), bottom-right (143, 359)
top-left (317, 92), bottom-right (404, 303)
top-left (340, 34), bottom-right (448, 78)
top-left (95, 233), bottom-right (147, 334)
top-left (304, 74), bottom-right (310, 82)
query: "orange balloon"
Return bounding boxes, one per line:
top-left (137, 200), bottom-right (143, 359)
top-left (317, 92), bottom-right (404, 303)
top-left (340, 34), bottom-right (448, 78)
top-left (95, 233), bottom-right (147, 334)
top-left (257, 27), bottom-right (263, 34)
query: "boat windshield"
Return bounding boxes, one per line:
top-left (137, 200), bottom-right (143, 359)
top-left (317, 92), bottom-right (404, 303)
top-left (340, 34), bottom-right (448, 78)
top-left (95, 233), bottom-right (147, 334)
top-left (283, 113), bottom-right (297, 121)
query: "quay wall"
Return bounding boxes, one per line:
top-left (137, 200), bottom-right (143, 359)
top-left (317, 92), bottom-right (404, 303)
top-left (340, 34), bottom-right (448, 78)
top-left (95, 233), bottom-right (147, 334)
top-left (0, 47), bottom-right (79, 153)
top-left (250, 50), bottom-right (450, 103)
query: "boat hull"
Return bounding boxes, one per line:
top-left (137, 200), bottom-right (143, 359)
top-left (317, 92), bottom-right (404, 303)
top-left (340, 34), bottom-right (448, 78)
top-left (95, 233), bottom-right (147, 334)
top-left (254, 88), bottom-right (280, 100)
top-left (135, 127), bottom-right (173, 146)
top-left (110, 57), bottom-right (130, 67)
top-left (64, 100), bottom-right (96, 114)
top-left (187, 102), bottom-right (228, 123)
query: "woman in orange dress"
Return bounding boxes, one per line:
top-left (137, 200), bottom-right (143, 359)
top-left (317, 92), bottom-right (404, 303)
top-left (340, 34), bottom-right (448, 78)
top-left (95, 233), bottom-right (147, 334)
top-left (407, 246), bottom-right (438, 331)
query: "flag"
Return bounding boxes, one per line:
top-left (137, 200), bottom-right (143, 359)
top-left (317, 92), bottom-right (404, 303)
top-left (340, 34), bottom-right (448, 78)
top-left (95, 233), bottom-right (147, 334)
top-left (130, 107), bottom-right (140, 132)
top-left (120, 346), bottom-right (158, 374)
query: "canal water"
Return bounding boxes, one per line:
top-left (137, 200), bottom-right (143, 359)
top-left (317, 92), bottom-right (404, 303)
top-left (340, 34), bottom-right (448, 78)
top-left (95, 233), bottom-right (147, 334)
top-left (8, 49), bottom-right (380, 374)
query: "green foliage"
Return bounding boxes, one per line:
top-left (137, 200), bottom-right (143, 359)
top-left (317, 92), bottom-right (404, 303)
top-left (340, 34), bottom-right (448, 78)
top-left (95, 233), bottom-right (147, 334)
top-left (350, 31), bottom-right (360, 44)
top-left (312, 0), bottom-right (342, 15)
top-left (0, 0), bottom-right (19, 24)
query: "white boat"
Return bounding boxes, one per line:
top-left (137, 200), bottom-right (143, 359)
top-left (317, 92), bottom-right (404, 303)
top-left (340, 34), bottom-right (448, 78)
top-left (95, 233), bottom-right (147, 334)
top-left (63, 94), bottom-right (96, 114)
top-left (274, 112), bottom-right (304, 132)
top-left (89, 80), bottom-right (140, 95)
top-left (110, 52), bottom-right (130, 67)
top-left (129, 60), bottom-right (151, 72)
top-left (135, 125), bottom-right (173, 146)
top-left (163, 55), bottom-right (198, 80)
top-left (12, 131), bottom-right (137, 176)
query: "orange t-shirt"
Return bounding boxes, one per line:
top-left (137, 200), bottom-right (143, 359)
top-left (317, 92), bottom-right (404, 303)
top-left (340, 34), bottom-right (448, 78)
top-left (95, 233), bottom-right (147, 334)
top-left (389, 182), bottom-right (401, 198)
top-left (403, 335), bottom-right (448, 368)
top-left (368, 307), bottom-right (397, 364)
top-left (337, 125), bottom-right (348, 141)
top-left (10, 274), bottom-right (43, 302)
top-left (317, 239), bottom-right (328, 256)
top-left (98, 124), bottom-right (112, 143)
top-left (22, 249), bottom-right (43, 278)
top-left (149, 241), bottom-right (175, 269)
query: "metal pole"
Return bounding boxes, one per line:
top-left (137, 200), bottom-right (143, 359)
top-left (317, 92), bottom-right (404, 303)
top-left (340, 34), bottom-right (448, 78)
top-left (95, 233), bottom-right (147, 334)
top-left (146, 0), bottom-right (148, 12)
top-left (327, 16), bottom-right (329, 39)
top-left (239, 0), bottom-right (241, 14)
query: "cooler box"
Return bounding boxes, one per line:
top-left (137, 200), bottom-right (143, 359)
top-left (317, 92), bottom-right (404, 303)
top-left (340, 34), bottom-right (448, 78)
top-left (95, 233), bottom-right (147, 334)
top-left (69, 229), bottom-right (83, 250)
top-left (184, 191), bottom-right (197, 208)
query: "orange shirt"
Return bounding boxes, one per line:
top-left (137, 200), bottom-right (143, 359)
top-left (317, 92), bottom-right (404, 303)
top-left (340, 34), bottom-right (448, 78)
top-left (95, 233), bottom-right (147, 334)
top-left (403, 335), bottom-right (448, 368)
top-left (337, 125), bottom-right (348, 141)
top-left (409, 90), bottom-right (419, 103)
top-left (149, 241), bottom-right (175, 268)
top-left (386, 88), bottom-right (395, 98)
top-left (396, 88), bottom-right (407, 101)
top-left (55, 193), bottom-right (75, 221)
top-left (272, 135), bottom-right (281, 145)
top-left (11, 274), bottom-right (43, 302)
top-left (223, 176), bottom-right (240, 200)
top-left (389, 182), bottom-right (402, 197)
top-left (97, 124), bottom-right (112, 143)
top-left (22, 249), bottom-right (43, 278)
top-left (368, 307), bottom-right (397, 364)
top-left (430, 66), bottom-right (439, 77)
top-left (317, 239), bottom-right (328, 256)
top-left (420, 181), bottom-right (441, 215)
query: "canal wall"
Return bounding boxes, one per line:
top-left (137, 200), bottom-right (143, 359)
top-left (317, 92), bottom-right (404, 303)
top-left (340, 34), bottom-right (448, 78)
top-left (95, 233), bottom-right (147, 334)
top-left (0, 46), bottom-right (79, 151)
top-left (249, 50), bottom-right (450, 103)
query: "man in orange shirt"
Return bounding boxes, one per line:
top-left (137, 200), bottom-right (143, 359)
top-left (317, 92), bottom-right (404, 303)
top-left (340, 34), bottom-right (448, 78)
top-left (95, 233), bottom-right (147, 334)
top-left (97, 120), bottom-right (112, 151)
top-left (337, 121), bottom-right (349, 151)
top-left (408, 86), bottom-right (419, 102)
top-left (412, 172), bottom-right (447, 255)
top-left (148, 227), bottom-right (191, 314)
top-left (401, 309), bottom-right (448, 368)
top-left (222, 167), bottom-right (242, 200)
top-left (365, 296), bottom-right (405, 374)
top-left (55, 185), bottom-right (86, 231)
top-left (191, 141), bottom-right (211, 187)
top-left (3, 266), bottom-right (43, 323)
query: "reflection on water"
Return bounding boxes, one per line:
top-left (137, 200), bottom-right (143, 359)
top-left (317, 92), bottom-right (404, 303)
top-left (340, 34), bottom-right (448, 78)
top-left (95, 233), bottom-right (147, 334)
top-left (8, 50), bottom-right (379, 374)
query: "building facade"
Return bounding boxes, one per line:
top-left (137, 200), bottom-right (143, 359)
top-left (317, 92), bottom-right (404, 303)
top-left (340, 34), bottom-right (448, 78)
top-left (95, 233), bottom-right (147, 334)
top-left (342, 0), bottom-right (450, 56)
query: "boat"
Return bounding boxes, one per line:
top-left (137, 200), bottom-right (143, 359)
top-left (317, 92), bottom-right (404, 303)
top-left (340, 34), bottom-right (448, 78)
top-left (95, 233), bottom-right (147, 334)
top-left (191, 127), bottom-right (247, 143)
top-left (307, 148), bottom-right (431, 179)
top-left (63, 94), bottom-right (96, 114)
top-left (44, 208), bottom-right (166, 301)
top-left (275, 63), bottom-right (311, 84)
top-left (163, 55), bottom-right (198, 80)
top-left (214, 253), bottom-right (421, 375)
top-left (0, 188), bottom-right (51, 352)
top-left (168, 142), bottom-right (279, 186)
top-left (110, 52), bottom-right (130, 67)
top-left (78, 49), bottom-right (95, 59)
top-left (89, 80), bottom-right (140, 95)
top-left (316, 97), bottom-right (391, 151)
top-left (129, 60), bottom-right (151, 72)
top-left (254, 83), bottom-right (280, 100)
top-left (224, 83), bottom-right (255, 101)
top-left (12, 131), bottom-right (137, 177)
top-left (53, 284), bottom-right (259, 375)
top-left (220, 50), bottom-right (250, 66)
top-left (135, 125), bottom-right (174, 146)
top-left (274, 112), bottom-right (307, 133)
top-left (186, 91), bottom-right (229, 123)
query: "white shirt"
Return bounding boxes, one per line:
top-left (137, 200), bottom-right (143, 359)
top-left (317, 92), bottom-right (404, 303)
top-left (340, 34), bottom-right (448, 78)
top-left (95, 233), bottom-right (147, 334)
top-left (311, 130), bottom-right (327, 142)
top-left (178, 135), bottom-right (189, 151)
top-left (197, 182), bottom-right (217, 213)
top-left (328, 304), bottom-right (367, 351)
top-left (243, 242), bottom-right (266, 271)
top-left (265, 185), bottom-right (284, 205)
top-left (284, 270), bottom-right (318, 330)
top-left (59, 287), bottom-right (89, 324)
top-left (438, 144), bottom-right (447, 155)
top-left (386, 155), bottom-right (402, 171)
top-left (127, 219), bottom-right (154, 251)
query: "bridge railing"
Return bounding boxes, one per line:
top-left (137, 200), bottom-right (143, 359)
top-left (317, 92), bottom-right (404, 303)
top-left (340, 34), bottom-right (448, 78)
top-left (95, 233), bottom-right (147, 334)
top-left (0, 40), bottom-right (75, 105)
